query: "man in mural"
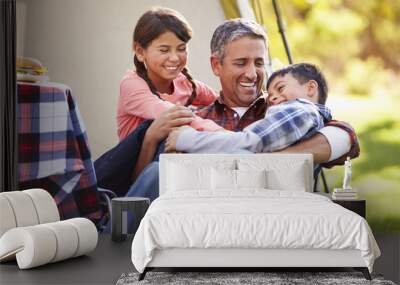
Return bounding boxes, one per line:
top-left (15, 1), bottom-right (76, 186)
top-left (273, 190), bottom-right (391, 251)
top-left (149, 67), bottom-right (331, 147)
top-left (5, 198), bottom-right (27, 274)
top-left (125, 18), bottom-right (359, 201)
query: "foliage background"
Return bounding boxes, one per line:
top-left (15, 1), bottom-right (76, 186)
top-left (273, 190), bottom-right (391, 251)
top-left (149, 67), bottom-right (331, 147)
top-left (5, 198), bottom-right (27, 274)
top-left (225, 0), bottom-right (400, 233)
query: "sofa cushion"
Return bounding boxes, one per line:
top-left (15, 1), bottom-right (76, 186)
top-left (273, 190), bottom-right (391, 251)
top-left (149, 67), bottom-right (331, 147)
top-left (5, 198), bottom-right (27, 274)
top-left (0, 189), bottom-right (59, 238)
top-left (0, 196), bottom-right (17, 237)
top-left (0, 191), bottom-right (39, 228)
top-left (24, 188), bottom-right (60, 223)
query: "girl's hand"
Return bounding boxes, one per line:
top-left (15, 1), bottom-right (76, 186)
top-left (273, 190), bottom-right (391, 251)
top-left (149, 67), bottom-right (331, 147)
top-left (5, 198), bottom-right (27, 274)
top-left (165, 126), bottom-right (191, 153)
top-left (146, 105), bottom-right (194, 143)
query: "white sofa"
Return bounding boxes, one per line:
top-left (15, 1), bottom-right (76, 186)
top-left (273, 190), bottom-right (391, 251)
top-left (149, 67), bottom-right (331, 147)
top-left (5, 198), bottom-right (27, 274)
top-left (0, 188), bottom-right (98, 269)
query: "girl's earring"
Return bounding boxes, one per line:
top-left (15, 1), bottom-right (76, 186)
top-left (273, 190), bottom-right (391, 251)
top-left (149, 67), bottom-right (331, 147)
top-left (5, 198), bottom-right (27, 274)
top-left (143, 61), bottom-right (148, 70)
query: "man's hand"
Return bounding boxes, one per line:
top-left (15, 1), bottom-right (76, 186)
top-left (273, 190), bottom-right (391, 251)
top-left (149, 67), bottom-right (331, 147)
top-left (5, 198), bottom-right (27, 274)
top-left (276, 133), bottom-right (331, 164)
top-left (146, 105), bottom-right (194, 143)
top-left (165, 126), bottom-right (191, 153)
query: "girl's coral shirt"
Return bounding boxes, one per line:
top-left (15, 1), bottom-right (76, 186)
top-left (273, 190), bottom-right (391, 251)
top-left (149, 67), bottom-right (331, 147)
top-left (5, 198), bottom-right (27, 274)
top-left (117, 70), bottom-right (222, 141)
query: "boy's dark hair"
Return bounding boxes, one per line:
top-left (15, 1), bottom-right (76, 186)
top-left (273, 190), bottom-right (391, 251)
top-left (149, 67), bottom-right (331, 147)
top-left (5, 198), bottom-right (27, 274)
top-left (133, 7), bottom-right (197, 106)
top-left (266, 63), bottom-right (328, 105)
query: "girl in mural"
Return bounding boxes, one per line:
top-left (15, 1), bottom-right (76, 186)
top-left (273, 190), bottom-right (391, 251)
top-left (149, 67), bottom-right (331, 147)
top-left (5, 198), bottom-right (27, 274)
top-left (95, 7), bottom-right (221, 198)
top-left (117, 6), bottom-right (222, 142)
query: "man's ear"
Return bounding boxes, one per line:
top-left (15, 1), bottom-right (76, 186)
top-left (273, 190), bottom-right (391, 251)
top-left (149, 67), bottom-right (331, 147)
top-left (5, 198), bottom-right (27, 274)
top-left (133, 42), bottom-right (145, 62)
top-left (306, 80), bottom-right (319, 99)
top-left (210, 55), bottom-right (222, 76)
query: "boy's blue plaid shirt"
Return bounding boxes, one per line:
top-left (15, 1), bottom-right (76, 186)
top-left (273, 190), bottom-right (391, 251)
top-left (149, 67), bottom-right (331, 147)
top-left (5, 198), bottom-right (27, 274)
top-left (248, 98), bottom-right (332, 152)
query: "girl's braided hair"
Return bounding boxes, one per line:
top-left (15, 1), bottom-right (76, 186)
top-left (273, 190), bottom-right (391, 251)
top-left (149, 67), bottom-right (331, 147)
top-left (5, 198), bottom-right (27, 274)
top-left (133, 7), bottom-right (197, 106)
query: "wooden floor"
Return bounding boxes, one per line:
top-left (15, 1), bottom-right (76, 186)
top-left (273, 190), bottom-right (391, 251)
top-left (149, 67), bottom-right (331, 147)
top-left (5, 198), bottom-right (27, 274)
top-left (1, 234), bottom-right (398, 284)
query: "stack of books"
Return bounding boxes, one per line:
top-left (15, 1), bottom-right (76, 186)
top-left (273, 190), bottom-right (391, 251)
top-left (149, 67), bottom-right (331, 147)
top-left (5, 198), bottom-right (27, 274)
top-left (332, 188), bottom-right (358, 200)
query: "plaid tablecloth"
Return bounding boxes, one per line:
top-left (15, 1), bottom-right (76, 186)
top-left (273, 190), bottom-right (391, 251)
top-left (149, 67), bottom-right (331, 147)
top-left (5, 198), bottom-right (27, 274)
top-left (18, 82), bottom-right (103, 222)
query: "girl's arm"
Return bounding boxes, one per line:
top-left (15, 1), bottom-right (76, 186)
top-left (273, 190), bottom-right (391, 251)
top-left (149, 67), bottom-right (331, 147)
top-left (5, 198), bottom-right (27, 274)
top-left (120, 77), bottom-right (175, 119)
top-left (183, 79), bottom-right (223, 131)
top-left (121, 77), bottom-right (221, 132)
top-left (132, 132), bottom-right (160, 181)
top-left (190, 116), bottom-right (223, 131)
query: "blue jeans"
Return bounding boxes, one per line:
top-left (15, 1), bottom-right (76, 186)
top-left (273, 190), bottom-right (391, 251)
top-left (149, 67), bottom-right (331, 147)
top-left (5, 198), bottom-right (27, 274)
top-left (124, 161), bottom-right (159, 233)
top-left (95, 119), bottom-right (165, 232)
top-left (125, 161), bottom-right (159, 202)
top-left (102, 159), bottom-right (160, 234)
top-left (94, 120), bottom-right (153, 196)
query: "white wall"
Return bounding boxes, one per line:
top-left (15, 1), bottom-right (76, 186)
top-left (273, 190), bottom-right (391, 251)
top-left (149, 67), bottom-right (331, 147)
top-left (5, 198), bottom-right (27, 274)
top-left (16, 1), bottom-right (26, 56)
top-left (16, 0), bottom-right (225, 159)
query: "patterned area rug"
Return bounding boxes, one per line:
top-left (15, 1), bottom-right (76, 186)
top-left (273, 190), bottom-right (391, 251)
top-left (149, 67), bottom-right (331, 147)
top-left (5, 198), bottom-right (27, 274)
top-left (116, 271), bottom-right (396, 285)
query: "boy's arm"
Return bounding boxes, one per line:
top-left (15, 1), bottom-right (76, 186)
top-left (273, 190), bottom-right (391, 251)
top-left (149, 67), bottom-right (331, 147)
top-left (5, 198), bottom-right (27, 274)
top-left (165, 125), bottom-right (331, 165)
top-left (166, 127), bottom-right (259, 154)
top-left (166, 101), bottom-right (326, 154)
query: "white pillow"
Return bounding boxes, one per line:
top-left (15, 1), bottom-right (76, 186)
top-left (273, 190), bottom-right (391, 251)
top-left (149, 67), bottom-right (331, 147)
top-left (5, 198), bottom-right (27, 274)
top-left (266, 166), bottom-right (307, 191)
top-left (211, 168), bottom-right (237, 191)
top-left (211, 169), bottom-right (268, 191)
top-left (238, 158), bottom-right (309, 191)
top-left (236, 169), bottom-right (268, 189)
top-left (167, 162), bottom-right (211, 192)
top-left (165, 159), bottom-right (237, 193)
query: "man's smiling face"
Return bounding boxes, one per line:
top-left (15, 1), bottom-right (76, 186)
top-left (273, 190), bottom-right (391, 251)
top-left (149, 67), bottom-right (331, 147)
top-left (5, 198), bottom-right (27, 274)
top-left (211, 36), bottom-right (267, 107)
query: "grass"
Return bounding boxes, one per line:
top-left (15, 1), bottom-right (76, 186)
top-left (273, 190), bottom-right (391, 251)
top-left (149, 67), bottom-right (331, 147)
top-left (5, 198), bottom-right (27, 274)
top-left (323, 93), bottom-right (400, 233)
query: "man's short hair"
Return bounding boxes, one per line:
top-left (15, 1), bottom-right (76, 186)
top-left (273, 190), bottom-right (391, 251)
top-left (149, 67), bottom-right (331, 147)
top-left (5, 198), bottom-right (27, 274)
top-left (266, 63), bottom-right (329, 105)
top-left (210, 18), bottom-right (267, 62)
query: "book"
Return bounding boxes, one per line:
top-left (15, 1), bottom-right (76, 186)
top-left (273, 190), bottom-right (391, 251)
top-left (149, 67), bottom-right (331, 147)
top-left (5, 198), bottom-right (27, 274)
top-left (332, 193), bottom-right (357, 197)
top-left (332, 196), bottom-right (358, 200)
top-left (332, 192), bottom-right (358, 200)
top-left (333, 188), bottom-right (357, 193)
